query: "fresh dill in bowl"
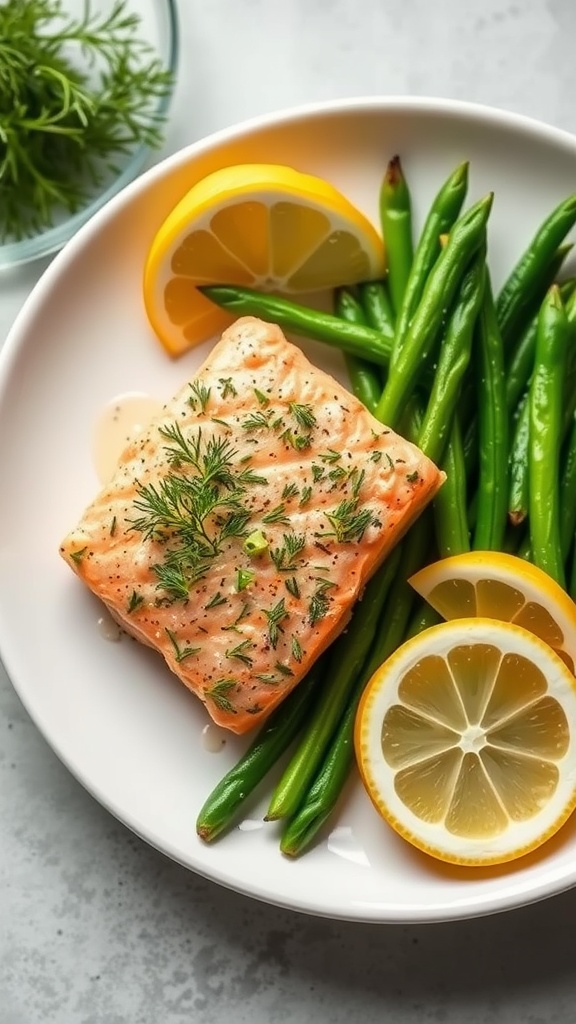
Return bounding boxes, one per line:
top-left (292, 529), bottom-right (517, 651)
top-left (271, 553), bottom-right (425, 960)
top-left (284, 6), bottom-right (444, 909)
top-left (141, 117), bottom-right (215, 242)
top-left (0, 0), bottom-right (176, 243)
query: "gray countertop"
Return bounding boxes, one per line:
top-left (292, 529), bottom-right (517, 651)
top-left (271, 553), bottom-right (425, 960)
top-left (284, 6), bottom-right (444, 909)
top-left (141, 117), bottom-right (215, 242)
top-left (3, 2), bottom-right (576, 1021)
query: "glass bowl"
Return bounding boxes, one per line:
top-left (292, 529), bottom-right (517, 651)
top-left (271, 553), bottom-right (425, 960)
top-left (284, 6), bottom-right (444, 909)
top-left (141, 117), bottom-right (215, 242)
top-left (0, 0), bottom-right (179, 270)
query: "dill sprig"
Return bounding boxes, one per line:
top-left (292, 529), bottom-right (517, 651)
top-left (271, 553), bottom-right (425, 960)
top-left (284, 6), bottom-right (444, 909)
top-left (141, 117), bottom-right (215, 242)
top-left (262, 598), bottom-right (289, 649)
top-left (0, 0), bottom-right (174, 241)
top-left (324, 499), bottom-right (379, 543)
top-left (130, 426), bottom-right (259, 602)
top-left (270, 533), bottom-right (306, 572)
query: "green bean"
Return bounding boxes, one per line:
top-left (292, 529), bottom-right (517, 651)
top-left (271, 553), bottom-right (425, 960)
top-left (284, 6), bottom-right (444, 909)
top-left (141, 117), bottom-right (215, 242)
top-left (404, 601), bottom-right (442, 641)
top-left (505, 271), bottom-right (575, 414)
top-left (496, 195), bottom-right (576, 348)
top-left (433, 420), bottom-right (470, 557)
top-left (417, 251), bottom-right (485, 464)
top-left (358, 279), bottom-right (395, 334)
top-left (200, 286), bottom-right (392, 365)
top-left (195, 663), bottom-right (324, 842)
top-left (507, 392), bottom-right (530, 526)
top-left (395, 161), bottom-right (469, 351)
top-left (473, 272), bottom-right (509, 551)
top-left (279, 686), bottom-right (359, 857)
top-left (335, 287), bottom-right (382, 413)
top-left (379, 155), bottom-right (414, 317)
top-left (560, 411), bottom-right (576, 561)
top-left (372, 517), bottom-right (433, 665)
top-left (265, 546), bottom-right (402, 821)
top-left (508, 307), bottom-right (576, 536)
top-left (528, 285), bottom-right (570, 586)
top-left (374, 194), bottom-right (493, 426)
top-left (280, 516), bottom-right (432, 857)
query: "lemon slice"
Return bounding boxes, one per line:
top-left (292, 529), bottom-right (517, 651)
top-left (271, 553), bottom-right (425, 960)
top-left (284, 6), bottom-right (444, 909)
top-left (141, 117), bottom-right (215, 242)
top-left (355, 618), bottom-right (576, 865)
top-left (409, 551), bottom-right (576, 674)
top-left (143, 163), bottom-right (385, 357)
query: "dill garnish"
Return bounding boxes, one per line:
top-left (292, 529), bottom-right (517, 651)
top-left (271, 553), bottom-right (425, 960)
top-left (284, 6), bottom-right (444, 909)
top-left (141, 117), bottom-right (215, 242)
top-left (308, 578), bottom-right (335, 625)
top-left (153, 561), bottom-right (198, 599)
top-left (311, 464), bottom-right (325, 483)
top-left (218, 377), bottom-right (237, 399)
top-left (281, 428), bottom-right (311, 451)
top-left (205, 592), bottom-right (228, 609)
top-left (0, 0), bottom-right (174, 242)
top-left (289, 403), bottom-right (317, 430)
top-left (221, 602), bottom-right (251, 631)
top-left (130, 426), bottom-right (258, 602)
top-left (242, 410), bottom-right (274, 431)
top-left (69, 546), bottom-right (87, 565)
top-left (127, 590), bottom-right (144, 613)
top-left (253, 388), bottom-right (270, 407)
top-left (282, 482), bottom-right (299, 500)
top-left (205, 679), bottom-right (237, 713)
top-left (225, 640), bottom-right (254, 666)
top-left (275, 661), bottom-right (294, 677)
top-left (324, 499), bottom-right (378, 543)
top-left (165, 629), bottom-right (200, 663)
top-left (270, 533), bottom-right (306, 572)
top-left (262, 598), bottom-right (289, 648)
top-left (285, 576), bottom-right (300, 598)
top-left (236, 468), bottom-right (269, 486)
top-left (262, 503), bottom-right (291, 526)
top-left (109, 517), bottom-right (117, 537)
top-left (187, 382), bottom-right (211, 413)
top-left (318, 450), bottom-right (342, 463)
top-left (299, 486), bottom-right (312, 506)
top-left (291, 637), bottom-right (303, 662)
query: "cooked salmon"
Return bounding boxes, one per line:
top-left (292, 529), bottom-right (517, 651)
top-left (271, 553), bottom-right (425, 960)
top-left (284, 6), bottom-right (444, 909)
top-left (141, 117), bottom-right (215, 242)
top-left (60, 317), bottom-right (443, 734)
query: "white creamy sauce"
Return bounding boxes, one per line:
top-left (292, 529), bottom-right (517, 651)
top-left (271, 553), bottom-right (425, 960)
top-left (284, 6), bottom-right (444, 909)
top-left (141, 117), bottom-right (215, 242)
top-left (93, 393), bottom-right (163, 484)
top-left (96, 611), bottom-right (122, 643)
top-left (238, 818), bottom-right (265, 833)
top-left (201, 723), bottom-right (227, 753)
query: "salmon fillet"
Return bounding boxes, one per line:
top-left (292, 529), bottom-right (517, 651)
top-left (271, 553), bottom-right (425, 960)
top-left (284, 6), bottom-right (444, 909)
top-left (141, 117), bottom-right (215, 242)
top-left (60, 317), bottom-right (443, 734)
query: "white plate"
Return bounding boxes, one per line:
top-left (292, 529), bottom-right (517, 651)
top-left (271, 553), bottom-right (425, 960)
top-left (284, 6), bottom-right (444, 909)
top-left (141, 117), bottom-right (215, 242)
top-left (2, 97), bottom-right (576, 924)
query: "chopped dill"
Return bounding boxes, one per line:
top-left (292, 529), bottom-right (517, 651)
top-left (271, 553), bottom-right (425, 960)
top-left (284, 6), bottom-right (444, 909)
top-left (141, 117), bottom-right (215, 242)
top-left (225, 640), bottom-right (254, 666)
top-left (262, 598), bottom-right (289, 648)
top-left (165, 628), bottom-right (200, 663)
top-left (253, 388), bottom-right (270, 407)
top-left (291, 637), bottom-right (303, 662)
top-left (282, 482), bottom-right (299, 500)
top-left (270, 533), bottom-right (306, 572)
top-left (324, 499), bottom-right (378, 543)
top-left (289, 403), bottom-right (317, 430)
top-left (187, 381), bottom-right (211, 414)
top-left (275, 661), bottom-right (294, 677)
top-left (284, 576), bottom-right (300, 598)
top-left (262, 503), bottom-right (291, 526)
top-left (205, 679), bottom-right (237, 713)
top-left (127, 590), bottom-right (144, 614)
top-left (218, 377), bottom-right (237, 399)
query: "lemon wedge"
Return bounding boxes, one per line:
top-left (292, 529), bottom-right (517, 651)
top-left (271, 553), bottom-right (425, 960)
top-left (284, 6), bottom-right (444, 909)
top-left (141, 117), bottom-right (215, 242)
top-left (355, 618), bottom-right (576, 866)
top-left (409, 551), bottom-right (576, 674)
top-left (143, 163), bottom-right (385, 356)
